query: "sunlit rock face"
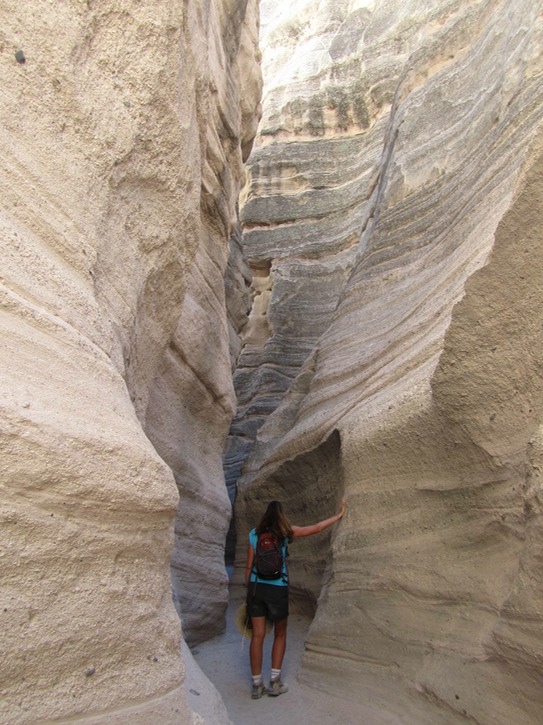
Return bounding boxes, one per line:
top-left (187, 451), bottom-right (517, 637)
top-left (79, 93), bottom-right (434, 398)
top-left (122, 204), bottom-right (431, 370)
top-left (224, 0), bottom-right (381, 509)
top-left (235, 0), bottom-right (543, 723)
top-left (0, 0), bottom-right (260, 722)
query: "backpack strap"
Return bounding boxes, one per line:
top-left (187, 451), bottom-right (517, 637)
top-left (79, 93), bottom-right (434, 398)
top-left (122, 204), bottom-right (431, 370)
top-left (249, 529), bottom-right (259, 599)
top-left (281, 538), bottom-right (289, 585)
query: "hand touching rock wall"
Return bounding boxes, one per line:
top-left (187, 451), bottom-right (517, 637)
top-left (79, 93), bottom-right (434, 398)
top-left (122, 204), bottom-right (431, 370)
top-left (235, 1), bottom-right (543, 722)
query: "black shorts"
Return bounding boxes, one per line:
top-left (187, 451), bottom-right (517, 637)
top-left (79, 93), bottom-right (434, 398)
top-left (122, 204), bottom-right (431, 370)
top-left (247, 582), bottom-right (289, 622)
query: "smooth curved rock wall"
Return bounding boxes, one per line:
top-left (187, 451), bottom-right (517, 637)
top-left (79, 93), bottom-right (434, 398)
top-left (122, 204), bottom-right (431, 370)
top-left (227, 0), bottom-right (469, 493)
top-left (144, 0), bottom-right (261, 646)
top-left (235, 1), bottom-right (543, 723)
top-left (1, 0), bottom-right (260, 722)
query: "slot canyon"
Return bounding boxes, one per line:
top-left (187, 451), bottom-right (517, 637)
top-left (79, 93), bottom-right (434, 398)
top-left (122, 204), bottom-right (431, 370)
top-left (1, 1), bottom-right (543, 723)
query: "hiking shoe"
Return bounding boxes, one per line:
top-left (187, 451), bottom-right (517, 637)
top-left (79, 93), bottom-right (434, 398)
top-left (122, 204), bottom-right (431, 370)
top-left (268, 679), bottom-right (289, 696)
top-left (251, 682), bottom-right (267, 699)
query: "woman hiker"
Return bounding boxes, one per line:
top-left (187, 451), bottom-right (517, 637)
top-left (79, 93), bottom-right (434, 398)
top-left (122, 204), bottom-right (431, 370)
top-left (245, 497), bottom-right (347, 699)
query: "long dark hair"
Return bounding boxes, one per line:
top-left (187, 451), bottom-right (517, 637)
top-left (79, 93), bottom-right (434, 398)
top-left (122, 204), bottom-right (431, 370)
top-left (256, 500), bottom-right (293, 542)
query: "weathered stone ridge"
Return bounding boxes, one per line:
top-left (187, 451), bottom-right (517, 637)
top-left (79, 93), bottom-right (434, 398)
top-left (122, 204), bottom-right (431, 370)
top-left (0, 0), bottom-right (260, 722)
top-left (236, 1), bottom-right (543, 723)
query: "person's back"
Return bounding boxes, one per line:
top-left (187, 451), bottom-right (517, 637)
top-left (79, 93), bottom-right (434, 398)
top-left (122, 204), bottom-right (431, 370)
top-left (244, 498), bottom-right (346, 699)
top-left (252, 528), bottom-right (288, 583)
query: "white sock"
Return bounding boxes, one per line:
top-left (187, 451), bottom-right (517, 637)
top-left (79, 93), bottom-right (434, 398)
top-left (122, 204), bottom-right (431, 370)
top-left (252, 674), bottom-right (263, 686)
top-left (271, 668), bottom-right (281, 682)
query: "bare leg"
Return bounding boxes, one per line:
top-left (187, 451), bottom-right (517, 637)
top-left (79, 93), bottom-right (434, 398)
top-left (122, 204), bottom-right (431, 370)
top-left (271, 618), bottom-right (288, 670)
top-left (249, 616), bottom-right (266, 676)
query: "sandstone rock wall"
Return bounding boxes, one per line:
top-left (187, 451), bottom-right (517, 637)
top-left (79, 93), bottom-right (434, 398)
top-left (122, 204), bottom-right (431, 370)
top-left (0, 0), bottom-right (260, 722)
top-left (235, 1), bottom-right (543, 723)
top-left (144, 0), bottom-right (262, 646)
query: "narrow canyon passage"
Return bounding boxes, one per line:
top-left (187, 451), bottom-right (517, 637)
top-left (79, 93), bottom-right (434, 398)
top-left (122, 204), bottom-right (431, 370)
top-left (2, 1), bottom-right (543, 724)
top-left (202, 1), bottom-right (543, 723)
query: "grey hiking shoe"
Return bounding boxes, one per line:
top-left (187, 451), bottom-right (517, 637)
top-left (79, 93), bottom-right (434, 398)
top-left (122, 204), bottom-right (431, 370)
top-left (268, 679), bottom-right (289, 696)
top-left (251, 682), bottom-right (267, 699)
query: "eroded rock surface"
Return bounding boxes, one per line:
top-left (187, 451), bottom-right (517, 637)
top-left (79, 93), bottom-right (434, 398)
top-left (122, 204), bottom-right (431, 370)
top-left (235, 1), bottom-right (543, 723)
top-left (0, 0), bottom-right (260, 722)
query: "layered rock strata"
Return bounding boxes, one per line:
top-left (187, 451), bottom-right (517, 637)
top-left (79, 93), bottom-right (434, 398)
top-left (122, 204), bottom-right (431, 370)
top-left (235, 1), bottom-right (543, 723)
top-left (224, 0), bottom-right (378, 506)
top-left (1, 0), bottom-right (260, 722)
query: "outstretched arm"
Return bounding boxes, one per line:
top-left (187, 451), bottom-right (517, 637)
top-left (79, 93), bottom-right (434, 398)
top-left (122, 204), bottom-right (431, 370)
top-left (291, 497), bottom-right (347, 538)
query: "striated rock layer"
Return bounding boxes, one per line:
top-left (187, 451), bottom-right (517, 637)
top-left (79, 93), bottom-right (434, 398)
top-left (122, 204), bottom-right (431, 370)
top-left (0, 0), bottom-right (260, 722)
top-left (235, 1), bottom-right (543, 723)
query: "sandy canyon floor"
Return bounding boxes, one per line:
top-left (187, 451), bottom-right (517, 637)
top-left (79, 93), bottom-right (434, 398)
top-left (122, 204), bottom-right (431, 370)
top-left (188, 589), bottom-right (401, 725)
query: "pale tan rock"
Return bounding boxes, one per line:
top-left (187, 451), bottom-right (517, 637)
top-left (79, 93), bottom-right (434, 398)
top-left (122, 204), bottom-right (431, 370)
top-left (235, 1), bottom-right (543, 723)
top-left (145, 233), bottom-right (236, 646)
top-left (144, 0), bottom-right (262, 646)
top-left (229, 0), bottom-right (449, 489)
top-left (0, 0), bottom-right (260, 722)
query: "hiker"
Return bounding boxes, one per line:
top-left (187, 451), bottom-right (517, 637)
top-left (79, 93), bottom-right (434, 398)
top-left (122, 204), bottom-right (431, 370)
top-left (245, 497), bottom-right (347, 699)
